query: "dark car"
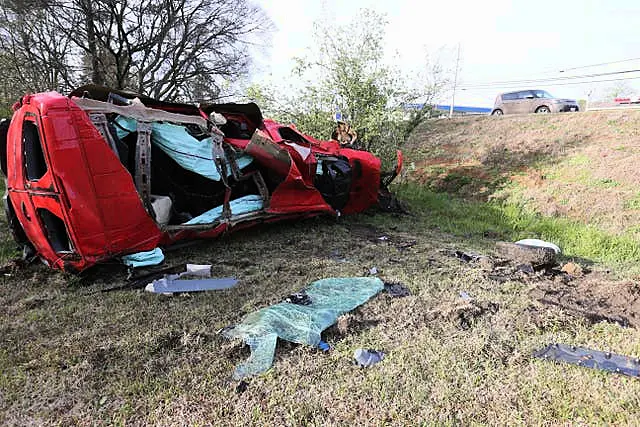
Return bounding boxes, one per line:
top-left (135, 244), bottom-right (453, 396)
top-left (1, 85), bottom-right (401, 272)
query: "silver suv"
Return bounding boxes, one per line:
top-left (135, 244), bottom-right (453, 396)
top-left (492, 90), bottom-right (579, 115)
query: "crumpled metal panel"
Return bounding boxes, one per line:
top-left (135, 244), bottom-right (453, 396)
top-left (534, 343), bottom-right (640, 378)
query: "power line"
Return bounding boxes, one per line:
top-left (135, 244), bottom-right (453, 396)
top-left (559, 56), bottom-right (640, 73)
top-left (461, 75), bottom-right (640, 92)
top-left (460, 68), bottom-right (640, 89)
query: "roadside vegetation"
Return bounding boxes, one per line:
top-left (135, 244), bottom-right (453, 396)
top-left (2, 3), bottom-right (640, 425)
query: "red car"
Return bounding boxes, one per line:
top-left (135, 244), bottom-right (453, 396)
top-left (1, 85), bottom-right (401, 272)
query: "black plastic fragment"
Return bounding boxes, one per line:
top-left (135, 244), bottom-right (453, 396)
top-left (384, 282), bottom-right (411, 297)
top-left (533, 343), bottom-right (640, 379)
top-left (285, 292), bottom-right (312, 306)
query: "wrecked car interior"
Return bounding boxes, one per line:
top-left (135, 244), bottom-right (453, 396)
top-left (0, 85), bottom-right (401, 272)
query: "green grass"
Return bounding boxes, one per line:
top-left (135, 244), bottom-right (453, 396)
top-left (395, 182), bottom-right (640, 267)
top-left (624, 193), bottom-right (640, 210)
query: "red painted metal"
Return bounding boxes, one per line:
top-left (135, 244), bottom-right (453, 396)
top-left (6, 91), bottom-right (395, 272)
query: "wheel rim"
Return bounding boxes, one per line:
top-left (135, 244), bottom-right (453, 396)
top-left (493, 110), bottom-right (503, 115)
top-left (537, 107), bottom-right (549, 113)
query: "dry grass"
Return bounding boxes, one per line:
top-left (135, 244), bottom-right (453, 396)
top-left (3, 111), bottom-right (640, 424)
top-left (2, 207), bottom-right (640, 425)
top-left (406, 110), bottom-right (640, 235)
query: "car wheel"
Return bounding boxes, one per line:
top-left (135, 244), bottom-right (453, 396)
top-left (492, 109), bottom-right (503, 116)
top-left (535, 106), bottom-right (550, 114)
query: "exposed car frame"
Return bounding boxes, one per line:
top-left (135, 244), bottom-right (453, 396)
top-left (1, 85), bottom-right (401, 272)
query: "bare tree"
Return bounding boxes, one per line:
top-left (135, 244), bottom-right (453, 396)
top-left (0, 0), bottom-right (271, 103)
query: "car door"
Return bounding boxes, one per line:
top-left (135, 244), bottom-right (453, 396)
top-left (501, 92), bottom-right (518, 114)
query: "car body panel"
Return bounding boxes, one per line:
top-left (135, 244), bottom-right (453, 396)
top-left (4, 89), bottom-right (394, 272)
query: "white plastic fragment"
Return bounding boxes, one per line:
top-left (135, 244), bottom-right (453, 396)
top-left (144, 263), bottom-right (237, 294)
top-left (515, 239), bottom-right (561, 254)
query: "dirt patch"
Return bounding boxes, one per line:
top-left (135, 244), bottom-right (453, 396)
top-left (530, 272), bottom-right (640, 328)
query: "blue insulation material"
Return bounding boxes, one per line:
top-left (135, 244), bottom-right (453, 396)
top-left (121, 247), bottom-right (165, 267)
top-left (183, 194), bottom-right (264, 225)
top-left (113, 116), bottom-right (253, 181)
top-left (223, 277), bottom-right (384, 379)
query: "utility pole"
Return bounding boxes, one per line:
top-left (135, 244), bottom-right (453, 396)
top-left (449, 43), bottom-right (461, 118)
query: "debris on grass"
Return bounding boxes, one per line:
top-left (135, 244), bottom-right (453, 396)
top-left (459, 291), bottom-right (473, 301)
top-left (284, 292), bottom-right (312, 306)
top-left (144, 264), bottom-right (237, 294)
top-left (222, 277), bottom-right (384, 380)
top-left (368, 266), bottom-right (379, 276)
top-left (121, 247), bottom-right (165, 268)
top-left (496, 241), bottom-right (557, 268)
top-left (146, 276), bottom-right (238, 294)
top-left (452, 250), bottom-right (482, 263)
top-left (533, 343), bottom-right (640, 379)
top-left (561, 262), bottom-right (583, 277)
top-left (353, 348), bottom-right (385, 367)
top-left (384, 281), bottom-right (411, 297)
top-left (235, 380), bottom-right (249, 394)
top-left (515, 239), bottom-right (561, 254)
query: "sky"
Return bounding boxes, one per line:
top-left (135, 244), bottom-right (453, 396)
top-left (251, 0), bottom-right (640, 108)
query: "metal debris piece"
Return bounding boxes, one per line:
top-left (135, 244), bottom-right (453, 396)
top-left (318, 341), bottom-right (331, 352)
top-left (354, 348), bottom-right (385, 367)
top-left (378, 236), bottom-right (389, 242)
top-left (459, 291), bottom-right (473, 301)
top-left (235, 380), bottom-right (249, 394)
top-left (145, 277), bottom-right (238, 293)
top-left (285, 292), bottom-right (312, 306)
top-left (453, 250), bottom-right (480, 263)
top-left (533, 343), bottom-right (640, 379)
top-left (368, 266), bottom-right (379, 276)
top-left (144, 263), bottom-right (237, 293)
top-left (384, 282), bottom-right (411, 297)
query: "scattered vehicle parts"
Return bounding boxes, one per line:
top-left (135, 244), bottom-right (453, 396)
top-left (144, 263), bottom-right (236, 293)
top-left (533, 343), bottom-right (640, 379)
top-left (222, 277), bottom-right (384, 379)
top-left (318, 340), bottom-right (331, 352)
top-left (121, 247), bottom-right (165, 268)
top-left (515, 239), bottom-right (561, 254)
top-left (385, 282), bottom-right (411, 297)
top-left (2, 85), bottom-right (402, 272)
top-left (284, 292), bottom-right (312, 306)
top-left (146, 276), bottom-right (238, 294)
top-left (452, 250), bottom-right (482, 263)
top-left (353, 348), bottom-right (385, 367)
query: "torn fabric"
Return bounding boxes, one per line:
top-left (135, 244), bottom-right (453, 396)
top-left (183, 194), bottom-right (264, 225)
top-left (113, 116), bottom-right (253, 181)
top-left (223, 277), bottom-right (384, 380)
top-left (122, 247), bottom-right (164, 267)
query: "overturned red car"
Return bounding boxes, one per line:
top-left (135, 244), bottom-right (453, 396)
top-left (0, 85), bottom-right (402, 272)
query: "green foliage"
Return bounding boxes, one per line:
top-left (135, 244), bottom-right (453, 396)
top-left (245, 9), bottom-right (446, 167)
top-left (397, 182), bottom-right (640, 265)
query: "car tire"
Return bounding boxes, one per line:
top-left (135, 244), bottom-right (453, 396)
top-left (535, 106), bottom-right (550, 114)
top-left (491, 109), bottom-right (503, 116)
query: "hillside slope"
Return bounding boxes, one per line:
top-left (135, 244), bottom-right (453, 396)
top-left (406, 111), bottom-right (640, 236)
